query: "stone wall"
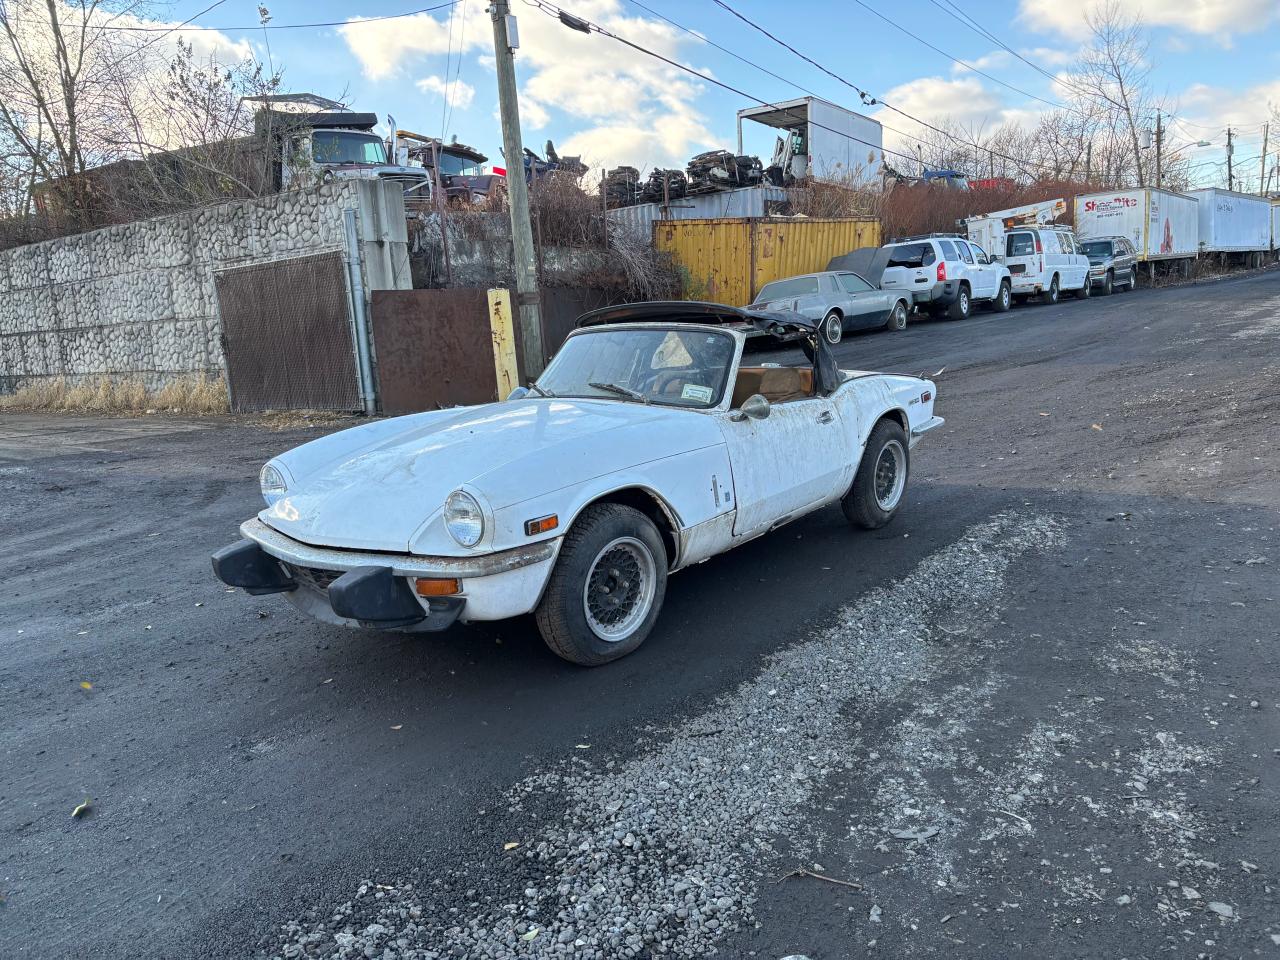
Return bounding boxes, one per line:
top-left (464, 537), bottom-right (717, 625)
top-left (0, 181), bottom-right (409, 392)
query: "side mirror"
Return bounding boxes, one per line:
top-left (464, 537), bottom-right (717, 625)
top-left (731, 394), bottom-right (772, 422)
top-left (506, 385), bottom-right (531, 401)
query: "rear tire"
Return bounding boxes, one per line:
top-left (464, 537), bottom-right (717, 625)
top-left (946, 285), bottom-right (971, 320)
top-left (843, 419), bottom-right (909, 530)
top-left (1044, 275), bottom-right (1060, 304)
top-left (822, 310), bottom-right (843, 345)
top-left (884, 300), bottom-right (909, 331)
top-left (991, 281), bottom-right (1011, 312)
top-left (534, 504), bottom-right (667, 666)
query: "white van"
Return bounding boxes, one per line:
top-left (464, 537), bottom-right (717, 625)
top-left (1003, 227), bottom-right (1091, 304)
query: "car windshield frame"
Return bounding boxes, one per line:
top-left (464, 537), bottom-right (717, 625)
top-left (1081, 240), bottom-right (1114, 258)
top-left (534, 325), bottom-right (739, 410)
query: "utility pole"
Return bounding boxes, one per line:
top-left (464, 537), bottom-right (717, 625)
top-left (1154, 112), bottom-right (1162, 190)
top-left (490, 0), bottom-right (544, 377)
top-left (1260, 122), bottom-right (1269, 196)
top-left (1226, 126), bottom-right (1234, 192)
top-left (1085, 141), bottom-right (1092, 183)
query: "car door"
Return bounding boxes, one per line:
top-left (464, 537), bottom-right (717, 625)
top-left (1005, 230), bottom-right (1036, 285)
top-left (837, 272), bottom-right (887, 327)
top-left (717, 389), bottom-right (854, 538)
top-left (967, 241), bottom-right (999, 298)
top-left (1065, 233), bottom-right (1089, 288)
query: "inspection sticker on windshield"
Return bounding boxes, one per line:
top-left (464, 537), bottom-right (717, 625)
top-left (681, 384), bottom-right (714, 403)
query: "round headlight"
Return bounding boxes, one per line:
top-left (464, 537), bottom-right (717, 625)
top-left (260, 463), bottom-right (288, 505)
top-left (444, 490), bottom-right (485, 547)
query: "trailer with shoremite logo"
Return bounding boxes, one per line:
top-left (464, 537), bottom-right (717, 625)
top-left (1074, 188), bottom-right (1199, 263)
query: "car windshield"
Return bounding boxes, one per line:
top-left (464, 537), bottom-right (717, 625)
top-left (312, 131), bottom-right (387, 165)
top-left (756, 277), bottom-right (818, 301)
top-left (1081, 240), bottom-right (1113, 258)
top-left (536, 327), bottom-right (736, 409)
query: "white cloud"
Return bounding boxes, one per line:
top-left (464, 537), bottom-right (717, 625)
top-left (1016, 0), bottom-right (1279, 40)
top-left (416, 74), bottom-right (476, 110)
top-left (340, 5), bottom-right (487, 81)
top-left (1023, 46), bottom-right (1076, 67)
top-left (951, 50), bottom-right (1013, 76)
top-left (339, 0), bottom-right (721, 172)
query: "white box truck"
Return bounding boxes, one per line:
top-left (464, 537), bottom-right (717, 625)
top-left (1271, 199), bottom-right (1279, 256)
top-left (737, 96), bottom-right (883, 185)
top-left (1186, 188), bottom-right (1270, 254)
top-left (1074, 188), bottom-right (1199, 262)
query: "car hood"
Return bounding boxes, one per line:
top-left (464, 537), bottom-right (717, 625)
top-left (260, 398), bottom-right (722, 552)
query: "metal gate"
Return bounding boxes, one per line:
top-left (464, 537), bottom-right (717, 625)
top-left (370, 288), bottom-right (498, 414)
top-left (215, 252), bottom-right (362, 412)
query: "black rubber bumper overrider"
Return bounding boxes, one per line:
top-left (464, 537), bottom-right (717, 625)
top-left (328, 566), bottom-right (463, 630)
top-left (211, 540), bottom-right (296, 595)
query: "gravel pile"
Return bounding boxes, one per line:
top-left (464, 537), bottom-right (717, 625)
top-left (271, 512), bottom-right (1062, 959)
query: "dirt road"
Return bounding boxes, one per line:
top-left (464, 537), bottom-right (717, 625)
top-left (2, 269), bottom-right (1278, 958)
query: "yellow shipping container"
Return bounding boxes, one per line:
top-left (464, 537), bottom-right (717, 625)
top-left (654, 217), bottom-right (881, 305)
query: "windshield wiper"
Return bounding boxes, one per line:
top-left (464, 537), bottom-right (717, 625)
top-left (588, 381), bottom-right (650, 404)
top-left (528, 382), bottom-right (555, 398)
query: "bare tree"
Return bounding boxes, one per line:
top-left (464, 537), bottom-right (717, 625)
top-left (1068, 0), bottom-right (1159, 188)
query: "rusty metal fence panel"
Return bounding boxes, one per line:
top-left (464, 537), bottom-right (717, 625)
top-left (214, 252), bottom-right (361, 412)
top-left (370, 288), bottom-right (497, 415)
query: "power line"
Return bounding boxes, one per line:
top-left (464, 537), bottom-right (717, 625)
top-left (6, 2), bottom-right (459, 33)
top-left (622, 0), bottom-right (970, 171)
top-left (707, 0), bottom-right (1065, 180)
top-left (523, 0), bottom-right (925, 169)
top-left (847, 0), bottom-right (1068, 110)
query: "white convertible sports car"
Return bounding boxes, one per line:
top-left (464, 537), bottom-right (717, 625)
top-left (212, 302), bottom-right (942, 665)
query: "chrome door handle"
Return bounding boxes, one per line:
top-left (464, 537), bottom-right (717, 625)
top-left (816, 410), bottom-right (834, 424)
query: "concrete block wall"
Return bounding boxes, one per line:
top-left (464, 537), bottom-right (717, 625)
top-left (0, 181), bottom-right (407, 392)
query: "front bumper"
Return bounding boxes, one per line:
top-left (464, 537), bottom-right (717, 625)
top-left (212, 518), bottom-right (560, 631)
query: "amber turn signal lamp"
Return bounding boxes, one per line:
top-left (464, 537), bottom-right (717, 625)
top-left (414, 577), bottom-right (461, 597)
top-left (524, 514), bottom-right (559, 536)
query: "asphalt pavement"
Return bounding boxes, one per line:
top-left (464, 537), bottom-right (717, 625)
top-left (2, 268), bottom-right (1278, 959)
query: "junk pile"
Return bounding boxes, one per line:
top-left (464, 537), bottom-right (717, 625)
top-left (604, 150), bottom-right (766, 208)
top-left (639, 168), bottom-right (688, 204)
top-left (685, 150), bottom-right (763, 194)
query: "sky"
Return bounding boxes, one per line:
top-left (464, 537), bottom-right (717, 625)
top-left (135, 0), bottom-right (1280, 191)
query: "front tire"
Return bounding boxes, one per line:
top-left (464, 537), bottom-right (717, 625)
top-left (843, 419), bottom-right (909, 530)
top-left (992, 281), bottom-right (1011, 312)
top-left (1074, 278), bottom-right (1091, 299)
top-left (947, 285), bottom-right (971, 320)
top-left (1100, 270), bottom-right (1113, 296)
top-left (822, 310), bottom-right (843, 345)
top-left (535, 504), bottom-right (667, 666)
top-left (885, 300), bottom-right (909, 331)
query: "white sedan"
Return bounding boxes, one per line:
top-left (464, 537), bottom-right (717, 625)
top-left (212, 302), bottom-right (943, 665)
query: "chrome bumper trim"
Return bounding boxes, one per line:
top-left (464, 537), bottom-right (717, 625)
top-left (240, 518), bottom-right (558, 579)
top-left (910, 416), bottom-right (945, 447)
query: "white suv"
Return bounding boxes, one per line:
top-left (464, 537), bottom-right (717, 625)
top-left (1002, 227), bottom-right (1091, 303)
top-left (878, 235), bottom-right (1012, 319)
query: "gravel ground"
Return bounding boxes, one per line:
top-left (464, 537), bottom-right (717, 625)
top-left (2, 266), bottom-right (1278, 959)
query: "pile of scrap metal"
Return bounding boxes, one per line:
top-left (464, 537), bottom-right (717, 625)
top-left (604, 166), bottom-right (642, 207)
top-left (525, 140), bottom-right (588, 184)
top-left (639, 168), bottom-right (687, 204)
top-left (685, 150), bottom-right (763, 194)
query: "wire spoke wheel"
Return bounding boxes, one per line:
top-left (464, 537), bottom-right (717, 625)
top-left (873, 439), bottom-right (907, 510)
top-left (582, 536), bottom-right (656, 642)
